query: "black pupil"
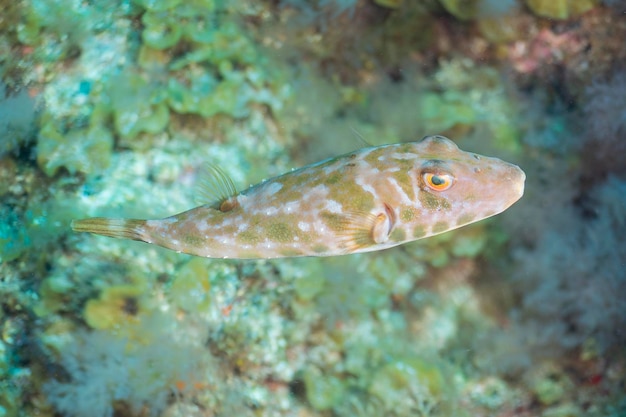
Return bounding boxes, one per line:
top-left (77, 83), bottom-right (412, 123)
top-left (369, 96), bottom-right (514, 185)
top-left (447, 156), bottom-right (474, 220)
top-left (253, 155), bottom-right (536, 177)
top-left (432, 175), bottom-right (445, 186)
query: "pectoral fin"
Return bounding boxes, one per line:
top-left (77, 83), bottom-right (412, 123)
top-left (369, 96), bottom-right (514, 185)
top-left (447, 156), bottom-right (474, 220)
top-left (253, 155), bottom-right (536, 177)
top-left (194, 164), bottom-right (239, 212)
top-left (332, 203), bottom-right (396, 253)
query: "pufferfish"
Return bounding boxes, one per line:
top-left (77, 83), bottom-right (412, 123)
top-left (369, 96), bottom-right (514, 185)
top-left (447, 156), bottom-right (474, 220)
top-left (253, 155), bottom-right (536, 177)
top-left (72, 135), bottom-right (525, 259)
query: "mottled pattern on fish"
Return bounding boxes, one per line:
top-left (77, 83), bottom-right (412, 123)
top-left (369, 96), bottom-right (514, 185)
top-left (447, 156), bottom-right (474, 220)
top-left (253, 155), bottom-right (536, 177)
top-left (72, 135), bottom-right (525, 259)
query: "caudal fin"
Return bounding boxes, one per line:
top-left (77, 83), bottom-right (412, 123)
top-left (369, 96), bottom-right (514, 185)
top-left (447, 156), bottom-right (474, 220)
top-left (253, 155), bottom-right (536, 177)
top-left (71, 218), bottom-right (148, 242)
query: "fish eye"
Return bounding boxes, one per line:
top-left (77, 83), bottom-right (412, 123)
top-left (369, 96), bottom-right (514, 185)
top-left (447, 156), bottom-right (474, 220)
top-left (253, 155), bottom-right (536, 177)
top-left (423, 172), bottom-right (454, 191)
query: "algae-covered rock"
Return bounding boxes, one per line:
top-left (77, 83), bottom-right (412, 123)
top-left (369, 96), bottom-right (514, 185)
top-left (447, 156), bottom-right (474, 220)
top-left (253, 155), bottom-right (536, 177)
top-left (291, 259), bottom-right (326, 301)
top-left (0, 341), bottom-right (7, 375)
top-left (35, 275), bottom-right (75, 317)
top-left (83, 276), bottom-right (149, 330)
top-left (528, 365), bottom-right (575, 407)
top-left (439, 0), bottom-right (481, 20)
top-left (541, 404), bottom-right (582, 417)
top-left (0, 158), bottom-right (17, 197)
top-left (369, 357), bottom-right (451, 414)
top-left (141, 10), bottom-right (183, 49)
top-left (109, 71), bottom-right (169, 140)
top-left (374, 0), bottom-right (403, 8)
top-left (0, 85), bottom-right (37, 157)
top-left (525, 0), bottom-right (598, 19)
top-left (468, 376), bottom-right (511, 410)
top-left (439, 0), bottom-right (517, 20)
top-left (418, 91), bottom-right (477, 134)
top-left (450, 225), bottom-right (488, 258)
top-left (168, 258), bottom-right (212, 314)
top-left (477, 14), bottom-right (525, 44)
top-left (132, 0), bottom-right (183, 12)
top-left (36, 115), bottom-right (113, 177)
top-left (302, 367), bottom-right (346, 411)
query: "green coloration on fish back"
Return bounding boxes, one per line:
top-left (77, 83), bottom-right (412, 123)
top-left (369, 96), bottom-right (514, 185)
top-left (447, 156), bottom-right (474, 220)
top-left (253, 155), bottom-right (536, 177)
top-left (71, 135), bottom-right (525, 259)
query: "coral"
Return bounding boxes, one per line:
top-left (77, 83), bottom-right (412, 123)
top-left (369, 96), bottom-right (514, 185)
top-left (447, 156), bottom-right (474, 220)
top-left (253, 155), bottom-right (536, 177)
top-left (582, 71), bottom-right (626, 175)
top-left (516, 175), bottom-right (626, 350)
top-left (480, 175), bottom-right (626, 375)
top-left (44, 327), bottom-right (207, 417)
top-left (584, 71), bottom-right (626, 140)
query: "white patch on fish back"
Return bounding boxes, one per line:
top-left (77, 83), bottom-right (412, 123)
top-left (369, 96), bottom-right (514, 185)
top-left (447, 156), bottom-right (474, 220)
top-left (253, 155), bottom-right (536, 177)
top-left (355, 176), bottom-right (377, 196)
top-left (387, 177), bottom-right (413, 205)
top-left (391, 152), bottom-right (417, 160)
top-left (284, 200), bottom-right (300, 213)
top-left (263, 181), bottom-right (283, 196)
top-left (325, 200), bottom-right (343, 213)
top-left (197, 221), bottom-right (209, 232)
top-left (264, 207), bottom-right (279, 216)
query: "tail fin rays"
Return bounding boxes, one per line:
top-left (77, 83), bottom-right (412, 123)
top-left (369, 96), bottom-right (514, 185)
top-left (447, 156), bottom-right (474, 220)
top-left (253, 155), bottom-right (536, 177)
top-left (71, 218), bottom-right (149, 242)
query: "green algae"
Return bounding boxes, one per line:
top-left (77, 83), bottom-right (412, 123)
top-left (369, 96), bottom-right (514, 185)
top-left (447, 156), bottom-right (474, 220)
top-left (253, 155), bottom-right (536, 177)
top-left (36, 121), bottom-right (114, 177)
top-left (439, 0), bottom-right (482, 21)
top-left (468, 377), bottom-right (512, 410)
top-left (168, 258), bottom-right (213, 313)
top-left (525, 0), bottom-right (598, 20)
top-left (24, 0), bottom-right (284, 182)
top-left (419, 59), bottom-right (522, 152)
top-left (83, 276), bottom-right (149, 330)
top-left (302, 367), bottom-right (346, 411)
top-left (109, 71), bottom-right (170, 140)
top-left (369, 357), bottom-right (447, 411)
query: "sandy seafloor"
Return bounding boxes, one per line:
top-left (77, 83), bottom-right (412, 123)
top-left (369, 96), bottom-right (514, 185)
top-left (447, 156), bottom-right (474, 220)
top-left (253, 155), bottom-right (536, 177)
top-left (0, 0), bottom-right (625, 416)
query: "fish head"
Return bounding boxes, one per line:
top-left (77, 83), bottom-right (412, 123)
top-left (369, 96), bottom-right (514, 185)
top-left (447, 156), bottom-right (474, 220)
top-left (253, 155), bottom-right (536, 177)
top-left (407, 135), bottom-right (525, 232)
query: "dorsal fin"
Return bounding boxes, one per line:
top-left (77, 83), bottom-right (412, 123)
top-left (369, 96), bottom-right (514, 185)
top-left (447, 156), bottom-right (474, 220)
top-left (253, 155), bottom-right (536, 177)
top-left (194, 164), bottom-right (238, 210)
top-left (350, 125), bottom-right (373, 148)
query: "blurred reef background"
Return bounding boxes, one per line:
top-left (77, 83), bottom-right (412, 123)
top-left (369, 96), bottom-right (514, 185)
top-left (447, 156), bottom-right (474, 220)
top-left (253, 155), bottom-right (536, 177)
top-left (1, 0), bottom-right (625, 416)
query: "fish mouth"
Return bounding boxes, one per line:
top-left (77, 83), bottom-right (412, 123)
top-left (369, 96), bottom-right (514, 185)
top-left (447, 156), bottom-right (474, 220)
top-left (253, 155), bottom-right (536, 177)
top-left (511, 164), bottom-right (526, 200)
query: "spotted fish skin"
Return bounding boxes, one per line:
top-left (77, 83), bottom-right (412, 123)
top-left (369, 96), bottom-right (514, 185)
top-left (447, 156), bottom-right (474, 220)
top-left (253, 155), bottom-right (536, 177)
top-left (72, 135), bottom-right (525, 259)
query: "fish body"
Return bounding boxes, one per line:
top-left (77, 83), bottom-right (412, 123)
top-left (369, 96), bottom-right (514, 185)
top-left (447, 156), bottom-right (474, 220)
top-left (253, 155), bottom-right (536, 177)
top-left (72, 135), bottom-right (525, 259)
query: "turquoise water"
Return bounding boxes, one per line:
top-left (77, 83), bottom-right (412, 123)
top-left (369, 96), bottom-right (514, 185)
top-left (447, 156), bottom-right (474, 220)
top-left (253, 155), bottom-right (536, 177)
top-left (1, 1), bottom-right (625, 416)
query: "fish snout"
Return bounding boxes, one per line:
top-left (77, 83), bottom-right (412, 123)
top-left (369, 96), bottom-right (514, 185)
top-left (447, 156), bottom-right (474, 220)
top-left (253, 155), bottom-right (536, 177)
top-left (507, 164), bottom-right (526, 200)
